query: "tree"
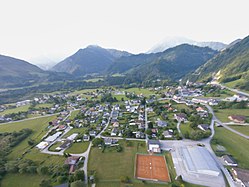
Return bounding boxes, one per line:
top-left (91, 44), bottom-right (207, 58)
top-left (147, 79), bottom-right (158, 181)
top-left (74, 170), bottom-right (85, 181)
top-left (71, 180), bottom-right (85, 187)
top-left (120, 176), bottom-right (130, 183)
top-left (39, 179), bottom-right (52, 187)
top-left (116, 145), bottom-right (123, 152)
top-left (37, 166), bottom-right (49, 175)
top-left (92, 138), bottom-right (104, 147)
top-left (57, 176), bottom-right (67, 183)
top-left (145, 129), bottom-right (152, 136)
top-left (148, 122), bottom-right (153, 129)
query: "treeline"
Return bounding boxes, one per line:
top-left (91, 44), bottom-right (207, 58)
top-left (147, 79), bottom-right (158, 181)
top-left (0, 129), bottom-right (32, 181)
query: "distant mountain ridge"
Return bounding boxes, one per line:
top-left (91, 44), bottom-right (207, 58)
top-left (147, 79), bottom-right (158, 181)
top-left (187, 35), bottom-right (249, 90)
top-left (0, 54), bottom-right (46, 87)
top-left (148, 37), bottom-right (227, 53)
top-left (123, 44), bottom-right (218, 82)
top-left (52, 45), bottom-right (131, 76)
top-left (0, 54), bottom-right (73, 88)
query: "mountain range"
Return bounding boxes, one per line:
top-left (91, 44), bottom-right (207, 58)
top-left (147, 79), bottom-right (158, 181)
top-left (0, 36), bottom-right (248, 91)
top-left (0, 55), bottom-right (72, 88)
top-left (148, 37), bottom-right (227, 53)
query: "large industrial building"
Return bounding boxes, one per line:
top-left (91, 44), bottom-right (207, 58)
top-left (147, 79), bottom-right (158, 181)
top-left (181, 146), bottom-right (220, 176)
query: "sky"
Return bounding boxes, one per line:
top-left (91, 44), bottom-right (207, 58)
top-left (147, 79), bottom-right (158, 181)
top-left (0, 0), bottom-right (249, 65)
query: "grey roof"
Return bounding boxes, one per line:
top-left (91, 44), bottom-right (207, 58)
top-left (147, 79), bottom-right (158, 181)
top-left (222, 155), bottom-right (237, 164)
top-left (181, 146), bottom-right (220, 176)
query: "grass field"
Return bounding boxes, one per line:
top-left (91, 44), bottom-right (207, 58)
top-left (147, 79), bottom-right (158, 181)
top-left (85, 78), bottom-right (103, 82)
top-left (62, 127), bottom-right (86, 138)
top-left (35, 103), bottom-right (53, 109)
top-left (68, 88), bottom-right (99, 96)
top-left (211, 126), bottom-right (249, 169)
top-left (65, 141), bottom-right (90, 154)
top-left (122, 88), bottom-right (154, 96)
top-left (0, 115), bottom-right (56, 159)
top-left (68, 110), bottom-right (80, 120)
top-left (0, 104), bottom-right (31, 115)
top-left (229, 125), bottom-right (249, 136)
top-left (48, 141), bottom-right (62, 152)
top-left (88, 140), bottom-right (147, 183)
top-left (1, 173), bottom-right (49, 187)
top-left (215, 109), bottom-right (249, 122)
top-left (179, 122), bottom-right (192, 137)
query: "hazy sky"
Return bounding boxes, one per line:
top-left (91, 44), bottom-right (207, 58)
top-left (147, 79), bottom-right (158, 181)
top-left (0, 0), bottom-right (249, 64)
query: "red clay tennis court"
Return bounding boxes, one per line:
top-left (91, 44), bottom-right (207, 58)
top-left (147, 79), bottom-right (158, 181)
top-left (135, 154), bottom-right (170, 182)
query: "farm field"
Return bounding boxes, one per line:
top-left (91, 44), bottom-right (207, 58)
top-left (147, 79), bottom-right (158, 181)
top-left (88, 140), bottom-right (147, 184)
top-left (229, 125), bottom-right (249, 136)
top-left (68, 110), bottom-right (80, 120)
top-left (65, 141), bottom-right (90, 154)
top-left (0, 104), bottom-right (31, 115)
top-left (215, 109), bottom-right (249, 122)
top-left (179, 122), bottom-right (192, 137)
top-left (121, 88), bottom-right (155, 96)
top-left (0, 115), bottom-right (56, 159)
top-left (1, 173), bottom-right (49, 187)
top-left (62, 127), bottom-right (86, 138)
top-left (211, 126), bottom-right (249, 169)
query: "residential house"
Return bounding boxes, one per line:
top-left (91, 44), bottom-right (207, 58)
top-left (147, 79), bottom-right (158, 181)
top-left (64, 156), bottom-right (80, 173)
top-left (148, 140), bottom-right (161, 153)
top-left (197, 124), bottom-right (210, 131)
top-left (222, 155), bottom-right (238, 166)
top-left (174, 113), bottom-right (187, 122)
top-left (157, 120), bottom-right (168, 127)
top-left (113, 122), bottom-right (119, 127)
top-left (111, 128), bottom-right (118, 136)
top-left (231, 167), bottom-right (249, 187)
top-left (228, 115), bottom-right (246, 123)
top-left (163, 129), bottom-right (174, 138)
top-left (83, 134), bottom-right (90, 141)
top-left (136, 131), bottom-right (145, 139)
top-left (104, 138), bottom-right (113, 145)
top-left (89, 131), bottom-right (97, 137)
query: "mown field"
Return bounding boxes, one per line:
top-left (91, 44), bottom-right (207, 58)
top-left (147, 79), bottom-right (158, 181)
top-left (211, 126), bottom-right (249, 169)
top-left (65, 141), bottom-right (90, 154)
top-left (215, 109), bottom-right (249, 122)
top-left (0, 115), bottom-right (66, 187)
top-left (0, 115), bottom-right (56, 159)
top-left (1, 173), bottom-right (49, 187)
top-left (88, 140), bottom-right (147, 184)
top-left (88, 140), bottom-right (203, 187)
top-left (0, 104), bottom-right (31, 115)
top-left (229, 125), bottom-right (249, 136)
top-left (121, 88), bottom-right (155, 96)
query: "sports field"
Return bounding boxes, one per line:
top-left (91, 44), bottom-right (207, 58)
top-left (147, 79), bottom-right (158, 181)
top-left (135, 154), bottom-right (170, 182)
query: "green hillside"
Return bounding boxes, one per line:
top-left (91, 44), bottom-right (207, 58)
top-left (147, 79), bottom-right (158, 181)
top-left (123, 44), bottom-right (217, 82)
top-left (188, 35), bottom-right (249, 90)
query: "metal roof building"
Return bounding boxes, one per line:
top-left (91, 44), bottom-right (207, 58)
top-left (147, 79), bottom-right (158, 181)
top-left (181, 146), bottom-right (220, 176)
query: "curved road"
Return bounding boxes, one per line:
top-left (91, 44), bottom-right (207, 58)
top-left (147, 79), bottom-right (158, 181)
top-left (204, 104), bottom-right (249, 139)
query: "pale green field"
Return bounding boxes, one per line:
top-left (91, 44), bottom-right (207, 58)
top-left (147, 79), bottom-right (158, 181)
top-left (68, 110), bottom-right (80, 120)
top-left (0, 115), bottom-right (56, 159)
top-left (65, 141), bottom-right (90, 154)
top-left (0, 104), bottom-right (31, 115)
top-left (211, 126), bottom-right (249, 169)
top-left (229, 125), bottom-right (249, 136)
top-left (85, 78), bottom-right (103, 82)
top-left (1, 173), bottom-right (49, 187)
top-left (122, 88), bottom-right (155, 96)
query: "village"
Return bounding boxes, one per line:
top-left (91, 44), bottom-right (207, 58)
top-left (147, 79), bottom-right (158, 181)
top-left (0, 83), bottom-right (249, 187)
